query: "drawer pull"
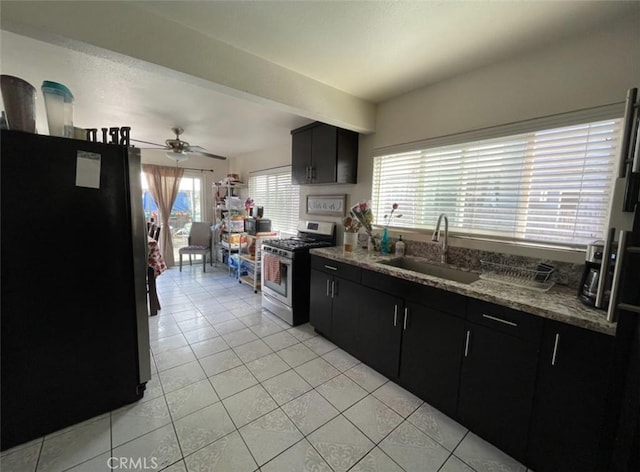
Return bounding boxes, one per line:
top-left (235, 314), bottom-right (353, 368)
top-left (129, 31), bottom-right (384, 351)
top-left (551, 333), bottom-right (560, 366)
top-left (464, 330), bottom-right (471, 357)
top-left (324, 265), bottom-right (338, 271)
top-left (403, 307), bottom-right (408, 330)
top-left (393, 305), bottom-right (398, 327)
top-left (482, 313), bottom-right (518, 327)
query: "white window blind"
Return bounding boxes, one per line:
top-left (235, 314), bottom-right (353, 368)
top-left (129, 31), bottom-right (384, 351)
top-left (372, 118), bottom-right (622, 247)
top-left (249, 167), bottom-right (300, 236)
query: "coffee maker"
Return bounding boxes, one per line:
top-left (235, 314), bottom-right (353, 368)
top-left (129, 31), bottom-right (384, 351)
top-left (578, 240), bottom-right (616, 308)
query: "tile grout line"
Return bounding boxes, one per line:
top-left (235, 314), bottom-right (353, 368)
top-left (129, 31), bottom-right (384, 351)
top-left (189, 313), bottom-right (346, 468)
top-left (153, 268), bottom-right (475, 472)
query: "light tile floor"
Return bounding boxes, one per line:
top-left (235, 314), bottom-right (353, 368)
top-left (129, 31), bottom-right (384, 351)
top-left (1, 265), bottom-right (531, 472)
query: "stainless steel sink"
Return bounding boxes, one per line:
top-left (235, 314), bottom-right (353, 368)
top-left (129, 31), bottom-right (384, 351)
top-left (378, 258), bottom-right (480, 284)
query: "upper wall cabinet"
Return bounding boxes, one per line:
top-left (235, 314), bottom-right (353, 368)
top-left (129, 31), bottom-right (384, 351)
top-left (291, 122), bottom-right (358, 185)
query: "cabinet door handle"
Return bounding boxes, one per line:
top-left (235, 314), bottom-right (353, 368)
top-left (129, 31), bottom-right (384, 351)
top-left (326, 279), bottom-right (330, 297)
top-left (551, 333), bottom-right (560, 366)
top-left (464, 330), bottom-right (471, 357)
top-left (311, 166), bottom-right (316, 180)
top-left (393, 305), bottom-right (398, 327)
top-left (482, 313), bottom-right (518, 327)
top-left (324, 265), bottom-right (338, 271)
top-left (331, 280), bottom-right (336, 298)
top-left (403, 307), bottom-right (409, 330)
top-left (633, 126), bottom-right (640, 173)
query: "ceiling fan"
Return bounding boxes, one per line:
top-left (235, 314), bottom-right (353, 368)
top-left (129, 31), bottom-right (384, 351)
top-left (132, 127), bottom-right (227, 161)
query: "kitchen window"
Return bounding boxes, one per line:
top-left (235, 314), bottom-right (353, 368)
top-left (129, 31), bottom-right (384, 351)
top-left (249, 166), bottom-right (300, 236)
top-left (372, 115), bottom-right (623, 247)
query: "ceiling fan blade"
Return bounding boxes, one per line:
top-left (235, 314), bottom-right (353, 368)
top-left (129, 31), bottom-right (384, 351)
top-left (189, 150), bottom-right (227, 160)
top-left (130, 138), bottom-right (166, 148)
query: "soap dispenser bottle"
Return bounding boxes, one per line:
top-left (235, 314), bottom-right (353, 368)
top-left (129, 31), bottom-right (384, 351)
top-left (395, 235), bottom-right (406, 256)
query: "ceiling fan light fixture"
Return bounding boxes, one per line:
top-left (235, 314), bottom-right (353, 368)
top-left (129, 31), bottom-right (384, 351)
top-left (166, 150), bottom-right (189, 162)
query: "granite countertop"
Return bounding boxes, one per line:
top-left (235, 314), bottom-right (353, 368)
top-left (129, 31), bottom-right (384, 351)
top-left (310, 247), bottom-right (616, 336)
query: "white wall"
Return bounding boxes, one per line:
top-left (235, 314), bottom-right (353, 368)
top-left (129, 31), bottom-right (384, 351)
top-left (231, 138), bottom-right (290, 178)
top-left (373, 15), bottom-right (640, 150)
top-left (1, 1), bottom-right (376, 133)
top-left (355, 14), bottom-right (640, 262)
top-left (143, 13), bottom-right (640, 260)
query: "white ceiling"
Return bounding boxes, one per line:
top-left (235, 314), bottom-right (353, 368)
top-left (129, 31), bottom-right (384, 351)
top-left (0, 31), bottom-right (313, 159)
top-left (132, 0), bottom-right (637, 103)
top-left (1, 1), bottom-right (636, 161)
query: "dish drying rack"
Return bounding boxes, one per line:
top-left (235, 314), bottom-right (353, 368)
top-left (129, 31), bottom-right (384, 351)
top-left (479, 260), bottom-right (555, 292)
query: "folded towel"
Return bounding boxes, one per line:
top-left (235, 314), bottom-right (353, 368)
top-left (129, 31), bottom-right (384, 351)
top-left (263, 253), bottom-right (281, 284)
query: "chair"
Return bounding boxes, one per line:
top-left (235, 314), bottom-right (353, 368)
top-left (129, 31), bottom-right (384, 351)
top-left (147, 219), bottom-right (161, 241)
top-left (149, 224), bottom-right (160, 241)
top-left (179, 222), bottom-right (213, 272)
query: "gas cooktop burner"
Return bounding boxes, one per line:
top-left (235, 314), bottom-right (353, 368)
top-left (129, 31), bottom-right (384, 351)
top-left (262, 237), bottom-right (331, 251)
top-left (261, 220), bottom-right (336, 258)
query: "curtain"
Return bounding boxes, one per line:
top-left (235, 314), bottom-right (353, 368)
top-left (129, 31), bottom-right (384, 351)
top-left (142, 164), bottom-right (184, 267)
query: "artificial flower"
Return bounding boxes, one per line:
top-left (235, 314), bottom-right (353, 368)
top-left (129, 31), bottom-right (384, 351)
top-left (383, 203), bottom-right (402, 228)
top-left (343, 214), bottom-right (362, 233)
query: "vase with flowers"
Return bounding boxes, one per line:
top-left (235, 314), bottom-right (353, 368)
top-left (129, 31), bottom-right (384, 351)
top-left (381, 203), bottom-right (402, 254)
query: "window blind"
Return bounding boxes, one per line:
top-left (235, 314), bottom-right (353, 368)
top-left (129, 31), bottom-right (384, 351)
top-left (249, 167), bottom-right (300, 236)
top-left (372, 118), bottom-right (622, 247)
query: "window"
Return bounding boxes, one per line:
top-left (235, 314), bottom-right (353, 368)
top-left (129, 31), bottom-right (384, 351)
top-left (249, 166), bottom-right (300, 235)
top-left (372, 118), bottom-right (622, 247)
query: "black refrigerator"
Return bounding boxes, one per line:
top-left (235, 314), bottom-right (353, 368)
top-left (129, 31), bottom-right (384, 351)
top-left (608, 88), bottom-right (640, 471)
top-left (0, 130), bottom-right (151, 451)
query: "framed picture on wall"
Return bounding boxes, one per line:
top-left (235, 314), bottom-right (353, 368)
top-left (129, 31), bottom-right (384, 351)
top-left (306, 194), bottom-right (346, 216)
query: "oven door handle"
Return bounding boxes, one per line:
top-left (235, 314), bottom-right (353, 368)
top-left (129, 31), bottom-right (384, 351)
top-left (263, 252), bottom-right (292, 266)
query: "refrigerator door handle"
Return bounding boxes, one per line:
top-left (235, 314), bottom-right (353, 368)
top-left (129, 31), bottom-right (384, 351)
top-left (608, 230), bottom-right (628, 322)
top-left (621, 88), bottom-right (639, 212)
top-left (633, 119), bottom-right (640, 173)
top-left (619, 88), bottom-right (637, 177)
top-left (596, 227), bottom-right (616, 309)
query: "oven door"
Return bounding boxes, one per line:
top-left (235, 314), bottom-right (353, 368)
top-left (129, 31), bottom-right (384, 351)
top-left (261, 250), bottom-right (293, 307)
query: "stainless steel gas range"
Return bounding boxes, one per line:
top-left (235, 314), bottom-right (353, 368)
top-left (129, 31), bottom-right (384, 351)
top-left (261, 220), bottom-right (335, 326)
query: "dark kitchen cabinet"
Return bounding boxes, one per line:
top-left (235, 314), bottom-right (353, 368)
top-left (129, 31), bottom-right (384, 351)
top-left (330, 278), bottom-right (363, 357)
top-left (309, 256), bottom-right (362, 355)
top-left (357, 285), bottom-right (403, 380)
top-left (307, 254), bottom-right (622, 471)
top-left (458, 300), bottom-right (542, 462)
top-left (527, 320), bottom-right (615, 472)
top-left (309, 269), bottom-right (333, 337)
top-left (291, 122), bottom-right (358, 185)
top-left (399, 301), bottom-right (466, 418)
top-left (359, 269), bottom-right (467, 412)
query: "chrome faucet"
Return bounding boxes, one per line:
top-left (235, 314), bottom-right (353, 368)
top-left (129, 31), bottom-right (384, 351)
top-left (432, 213), bottom-right (449, 264)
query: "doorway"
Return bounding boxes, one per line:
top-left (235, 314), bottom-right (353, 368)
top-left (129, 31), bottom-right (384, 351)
top-left (141, 173), bottom-right (204, 262)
